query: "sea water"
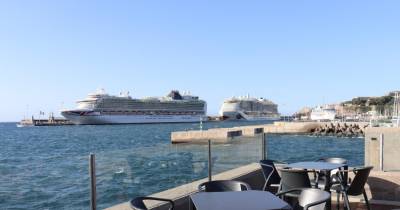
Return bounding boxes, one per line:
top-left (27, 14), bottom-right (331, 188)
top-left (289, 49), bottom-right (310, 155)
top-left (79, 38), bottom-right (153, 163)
top-left (0, 122), bottom-right (364, 209)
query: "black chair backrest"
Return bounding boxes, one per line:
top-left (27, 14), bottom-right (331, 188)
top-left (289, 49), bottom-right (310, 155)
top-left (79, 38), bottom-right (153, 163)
top-left (259, 159), bottom-right (281, 186)
top-left (279, 168), bottom-right (312, 192)
top-left (319, 157), bottom-right (347, 164)
top-left (297, 189), bottom-right (330, 210)
top-left (130, 197), bottom-right (148, 210)
top-left (130, 197), bottom-right (174, 210)
top-left (347, 166), bottom-right (373, 196)
top-left (198, 180), bottom-right (251, 192)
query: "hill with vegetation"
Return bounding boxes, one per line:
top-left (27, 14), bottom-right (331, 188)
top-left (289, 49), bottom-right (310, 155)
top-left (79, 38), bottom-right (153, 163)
top-left (341, 91), bottom-right (398, 113)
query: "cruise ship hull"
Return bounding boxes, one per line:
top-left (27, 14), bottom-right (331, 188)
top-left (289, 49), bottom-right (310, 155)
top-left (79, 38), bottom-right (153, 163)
top-left (244, 116), bottom-right (281, 121)
top-left (220, 111), bottom-right (280, 121)
top-left (61, 89), bottom-right (207, 125)
top-left (219, 96), bottom-right (280, 121)
top-left (61, 112), bottom-right (206, 125)
top-left (310, 111), bottom-right (336, 121)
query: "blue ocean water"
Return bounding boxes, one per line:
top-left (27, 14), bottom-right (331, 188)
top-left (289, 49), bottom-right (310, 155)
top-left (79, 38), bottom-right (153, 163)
top-left (0, 122), bottom-right (364, 209)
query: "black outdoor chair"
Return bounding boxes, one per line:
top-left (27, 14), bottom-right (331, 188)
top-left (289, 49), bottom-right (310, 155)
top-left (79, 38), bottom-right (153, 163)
top-left (332, 166), bottom-right (373, 210)
top-left (198, 180), bottom-right (251, 192)
top-left (314, 157), bottom-right (348, 189)
top-left (259, 159), bottom-right (284, 191)
top-left (278, 168), bottom-right (313, 198)
top-left (130, 196), bottom-right (174, 210)
top-left (277, 188), bottom-right (331, 210)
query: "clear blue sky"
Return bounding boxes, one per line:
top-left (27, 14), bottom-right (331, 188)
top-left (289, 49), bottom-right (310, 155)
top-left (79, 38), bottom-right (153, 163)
top-left (1, 0), bottom-right (399, 122)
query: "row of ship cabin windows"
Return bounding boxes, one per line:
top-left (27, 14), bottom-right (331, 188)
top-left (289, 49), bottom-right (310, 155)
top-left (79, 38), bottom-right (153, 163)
top-left (101, 110), bottom-right (204, 115)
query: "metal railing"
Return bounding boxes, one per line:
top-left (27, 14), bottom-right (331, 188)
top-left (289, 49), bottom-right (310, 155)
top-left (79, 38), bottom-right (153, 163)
top-left (89, 153), bottom-right (96, 210)
top-left (208, 140), bottom-right (212, 181)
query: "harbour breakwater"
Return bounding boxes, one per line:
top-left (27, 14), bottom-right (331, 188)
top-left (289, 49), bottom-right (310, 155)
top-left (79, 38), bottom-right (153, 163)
top-left (310, 122), bottom-right (368, 137)
top-left (171, 121), bottom-right (369, 143)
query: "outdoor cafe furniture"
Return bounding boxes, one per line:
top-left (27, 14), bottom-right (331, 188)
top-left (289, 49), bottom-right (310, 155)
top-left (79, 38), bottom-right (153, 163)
top-left (286, 161), bottom-right (348, 191)
top-left (259, 159), bottom-right (284, 192)
top-left (314, 158), bottom-right (348, 189)
top-left (130, 196), bottom-right (174, 210)
top-left (276, 188), bottom-right (331, 210)
top-left (198, 180), bottom-right (251, 192)
top-left (331, 166), bottom-right (373, 210)
top-left (285, 161), bottom-right (348, 210)
top-left (278, 168), bottom-right (313, 198)
top-left (190, 190), bottom-right (292, 210)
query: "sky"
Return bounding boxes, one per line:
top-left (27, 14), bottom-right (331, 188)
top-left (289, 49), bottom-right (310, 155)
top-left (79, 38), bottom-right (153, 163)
top-left (0, 0), bottom-right (399, 122)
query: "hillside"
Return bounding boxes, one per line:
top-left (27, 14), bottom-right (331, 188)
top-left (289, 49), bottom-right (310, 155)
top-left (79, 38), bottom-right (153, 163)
top-left (341, 91), bottom-right (398, 114)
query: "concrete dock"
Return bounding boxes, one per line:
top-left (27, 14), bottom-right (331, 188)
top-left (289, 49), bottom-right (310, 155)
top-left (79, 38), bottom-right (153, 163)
top-left (17, 117), bottom-right (73, 126)
top-left (171, 121), bottom-right (370, 143)
top-left (171, 121), bottom-right (331, 143)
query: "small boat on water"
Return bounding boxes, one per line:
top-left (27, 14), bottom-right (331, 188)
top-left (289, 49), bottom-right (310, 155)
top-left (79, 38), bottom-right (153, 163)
top-left (16, 122), bottom-right (32, 127)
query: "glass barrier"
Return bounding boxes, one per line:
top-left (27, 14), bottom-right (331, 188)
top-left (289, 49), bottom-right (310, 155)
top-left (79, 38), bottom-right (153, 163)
top-left (94, 132), bottom-right (264, 209)
top-left (265, 134), bottom-right (365, 166)
top-left (92, 129), bottom-right (365, 209)
top-left (95, 141), bottom-right (209, 209)
top-left (210, 134), bottom-right (263, 176)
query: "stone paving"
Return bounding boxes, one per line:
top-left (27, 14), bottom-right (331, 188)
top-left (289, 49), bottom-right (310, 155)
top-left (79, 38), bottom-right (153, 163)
top-left (332, 201), bottom-right (399, 210)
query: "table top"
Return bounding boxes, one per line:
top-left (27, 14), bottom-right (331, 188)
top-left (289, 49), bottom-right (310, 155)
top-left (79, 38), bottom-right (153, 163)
top-left (286, 161), bottom-right (347, 171)
top-left (190, 190), bottom-right (292, 210)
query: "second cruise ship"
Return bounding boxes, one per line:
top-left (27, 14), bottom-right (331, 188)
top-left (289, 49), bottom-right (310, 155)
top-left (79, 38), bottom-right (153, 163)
top-left (219, 95), bottom-right (280, 121)
top-left (61, 89), bottom-right (207, 124)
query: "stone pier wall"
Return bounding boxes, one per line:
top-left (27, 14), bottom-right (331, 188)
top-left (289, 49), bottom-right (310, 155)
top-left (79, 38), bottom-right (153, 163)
top-left (171, 121), bottom-right (366, 143)
top-left (365, 127), bottom-right (400, 171)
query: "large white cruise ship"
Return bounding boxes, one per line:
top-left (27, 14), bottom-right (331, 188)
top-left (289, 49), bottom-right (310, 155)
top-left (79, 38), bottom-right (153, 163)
top-left (219, 95), bottom-right (280, 121)
top-left (61, 89), bottom-right (207, 125)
